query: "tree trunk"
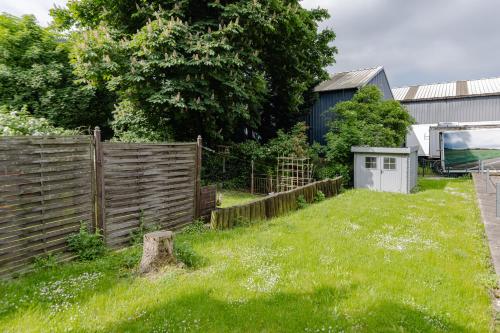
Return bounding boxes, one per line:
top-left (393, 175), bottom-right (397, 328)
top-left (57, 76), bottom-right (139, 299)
top-left (139, 231), bottom-right (175, 274)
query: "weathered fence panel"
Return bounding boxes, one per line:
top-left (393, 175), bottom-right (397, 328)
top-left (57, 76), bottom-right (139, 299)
top-left (210, 177), bottom-right (342, 229)
top-left (200, 185), bottom-right (217, 220)
top-left (0, 136), bottom-right (94, 278)
top-left (101, 142), bottom-right (198, 248)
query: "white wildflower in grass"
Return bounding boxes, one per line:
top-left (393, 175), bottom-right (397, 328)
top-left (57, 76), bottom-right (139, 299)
top-left (444, 185), bottom-right (471, 200)
top-left (405, 214), bottom-right (430, 224)
top-left (151, 311), bottom-right (201, 333)
top-left (244, 263), bottom-right (280, 293)
top-left (36, 272), bottom-right (103, 315)
top-left (304, 325), bottom-right (335, 332)
top-left (230, 246), bottom-right (292, 293)
top-left (402, 297), bottom-right (450, 330)
top-left (346, 222), bottom-right (361, 232)
top-left (372, 231), bottom-right (437, 252)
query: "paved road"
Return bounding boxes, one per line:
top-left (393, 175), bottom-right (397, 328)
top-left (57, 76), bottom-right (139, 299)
top-left (472, 173), bottom-right (500, 311)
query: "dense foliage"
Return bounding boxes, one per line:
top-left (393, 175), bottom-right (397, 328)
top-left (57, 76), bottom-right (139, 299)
top-left (0, 14), bottom-right (113, 135)
top-left (51, 0), bottom-right (336, 144)
top-left (0, 105), bottom-right (76, 136)
top-left (324, 85), bottom-right (414, 182)
top-left (202, 122), bottom-right (315, 188)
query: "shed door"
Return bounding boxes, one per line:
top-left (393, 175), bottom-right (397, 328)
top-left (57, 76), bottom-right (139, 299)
top-left (380, 156), bottom-right (402, 192)
top-left (359, 156), bottom-right (381, 190)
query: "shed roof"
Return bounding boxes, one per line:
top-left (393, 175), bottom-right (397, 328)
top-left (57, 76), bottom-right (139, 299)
top-left (351, 146), bottom-right (418, 154)
top-left (314, 66), bottom-right (384, 92)
top-left (393, 76), bottom-right (500, 102)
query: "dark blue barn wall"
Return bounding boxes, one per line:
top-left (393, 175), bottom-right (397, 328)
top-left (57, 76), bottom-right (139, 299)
top-left (367, 70), bottom-right (394, 100)
top-left (307, 89), bottom-right (356, 145)
top-left (307, 70), bottom-right (394, 145)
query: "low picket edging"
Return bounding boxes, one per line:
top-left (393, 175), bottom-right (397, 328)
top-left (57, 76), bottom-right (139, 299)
top-left (210, 177), bottom-right (342, 229)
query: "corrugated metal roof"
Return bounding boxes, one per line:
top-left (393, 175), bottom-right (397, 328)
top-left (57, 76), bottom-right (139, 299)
top-left (393, 76), bottom-right (500, 102)
top-left (314, 66), bottom-right (384, 92)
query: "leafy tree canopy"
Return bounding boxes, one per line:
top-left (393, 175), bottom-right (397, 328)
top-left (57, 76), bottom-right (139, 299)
top-left (51, 0), bottom-right (336, 144)
top-left (0, 14), bottom-right (114, 136)
top-left (324, 85), bottom-right (414, 182)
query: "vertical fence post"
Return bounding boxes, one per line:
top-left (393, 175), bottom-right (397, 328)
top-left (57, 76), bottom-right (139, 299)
top-left (195, 135), bottom-right (202, 218)
top-left (94, 127), bottom-right (106, 238)
top-left (486, 168), bottom-right (490, 193)
top-left (251, 160), bottom-right (254, 194)
top-left (497, 183), bottom-right (500, 218)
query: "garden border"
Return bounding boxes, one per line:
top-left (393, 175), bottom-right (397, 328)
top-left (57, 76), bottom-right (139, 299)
top-left (210, 177), bottom-right (342, 229)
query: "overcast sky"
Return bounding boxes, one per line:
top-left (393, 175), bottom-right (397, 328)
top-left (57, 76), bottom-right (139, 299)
top-left (1, 0), bottom-right (499, 87)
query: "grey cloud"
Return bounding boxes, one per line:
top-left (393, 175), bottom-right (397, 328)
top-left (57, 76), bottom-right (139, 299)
top-left (302, 0), bottom-right (500, 87)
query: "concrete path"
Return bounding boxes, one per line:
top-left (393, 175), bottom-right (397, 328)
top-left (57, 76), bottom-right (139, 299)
top-left (472, 173), bottom-right (500, 276)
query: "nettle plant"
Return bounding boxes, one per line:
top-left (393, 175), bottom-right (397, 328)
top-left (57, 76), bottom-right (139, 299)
top-left (67, 223), bottom-right (106, 261)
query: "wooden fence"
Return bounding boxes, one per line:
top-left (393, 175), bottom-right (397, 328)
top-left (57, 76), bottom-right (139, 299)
top-left (199, 185), bottom-right (217, 220)
top-left (0, 136), bottom-right (94, 278)
top-left (0, 131), bottom-right (202, 278)
top-left (100, 142), bottom-right (199, 248)
top-left (210, 177), bottom-right (342, 229)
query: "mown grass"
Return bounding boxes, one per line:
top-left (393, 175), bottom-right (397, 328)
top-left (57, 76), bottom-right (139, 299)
top-left (0, 178), bottom-right (496, 332)
top-left (218, 190), bottom-right (262, 207)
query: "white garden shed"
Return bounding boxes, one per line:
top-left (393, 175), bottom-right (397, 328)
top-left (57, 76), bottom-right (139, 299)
top-left (351, 146), bottom-right (418, 194)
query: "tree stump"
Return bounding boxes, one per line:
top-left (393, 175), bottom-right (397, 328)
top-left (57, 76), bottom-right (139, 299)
top-left (139, 231), bottom-right (175, 274)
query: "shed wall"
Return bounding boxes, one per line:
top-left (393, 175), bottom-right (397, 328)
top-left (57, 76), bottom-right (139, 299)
top-left (408, 151), bottom-right (418, 192)
top-left (403, 95), bottom-right (500, 124)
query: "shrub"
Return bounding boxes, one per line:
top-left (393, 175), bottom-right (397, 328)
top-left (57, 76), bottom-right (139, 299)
top-left (314, 190), bottom-right (326, 203)
top-left (297, 195), bottom-right (308, 209)
top-left (181, 219), bottom-right (207, 235)
top-left (234, 215), bottom-right (251, 227)
top-left (174, 242), bottom-right (205, 268)
top-left (67, 223), bottom-right (106, 261)
top-left (32, 253), bottom-right (58, 270)
top-left (0, 105), bottom-right (77, 136)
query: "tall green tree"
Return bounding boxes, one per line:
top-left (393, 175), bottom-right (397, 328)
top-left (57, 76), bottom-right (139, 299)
top-left (0, 14), bottom-right (114, 135)
top-left (51, 0), bottom-right (336, 144)
top-left (324, 85), bottom-right (414, 182)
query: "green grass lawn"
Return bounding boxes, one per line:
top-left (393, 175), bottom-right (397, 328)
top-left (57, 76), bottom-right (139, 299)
top-left (218, 190), bottom-right (262, 207)
top-left (0, 178), bottom-right (496, 332)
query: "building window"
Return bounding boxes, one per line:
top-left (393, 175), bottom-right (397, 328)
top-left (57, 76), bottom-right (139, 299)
top-left (365, 157), bottom-right (377, 169)
top-left (383, 157), bottom-right (396, 170)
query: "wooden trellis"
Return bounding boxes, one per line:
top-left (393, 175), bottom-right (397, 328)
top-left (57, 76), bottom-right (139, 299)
top-left (276, 156), bottom-right (313, 192)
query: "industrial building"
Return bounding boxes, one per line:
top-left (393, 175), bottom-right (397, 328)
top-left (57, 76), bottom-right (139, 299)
top-left (307, 66), bottom-right (393, 144)
top-left (392, 77), bottom-right (500, 156)
top-left (310, 67), bottom-right (500, 167)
